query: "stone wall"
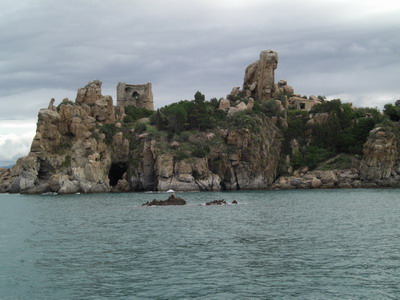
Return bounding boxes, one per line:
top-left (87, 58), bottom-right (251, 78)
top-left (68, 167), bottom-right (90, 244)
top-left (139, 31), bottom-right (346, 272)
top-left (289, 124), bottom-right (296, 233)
top-left (116, 82), bottom-right (154, 110)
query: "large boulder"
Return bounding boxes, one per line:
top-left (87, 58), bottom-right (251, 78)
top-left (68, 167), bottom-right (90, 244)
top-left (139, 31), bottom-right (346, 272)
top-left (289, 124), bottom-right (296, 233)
top-left (360, 128), bottom-right (399, 180)
top-left (218, 99), bottom-right (231, 111)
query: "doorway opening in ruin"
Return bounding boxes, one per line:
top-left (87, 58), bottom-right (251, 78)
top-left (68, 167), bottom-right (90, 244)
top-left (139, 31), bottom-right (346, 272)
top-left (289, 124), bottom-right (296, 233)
top-left (300, 103), bottom-right (305, 110)
top-left (108, 163), bottom-right (127, 186)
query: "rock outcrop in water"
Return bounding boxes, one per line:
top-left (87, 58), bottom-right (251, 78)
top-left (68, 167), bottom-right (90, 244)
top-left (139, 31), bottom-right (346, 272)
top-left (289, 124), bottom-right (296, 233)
top-left (142, 194), bottom-right (186, 206)
top-left (206, 199), bottom-right (227, 205)
top-left (1, 50), bottom-right (399, 194)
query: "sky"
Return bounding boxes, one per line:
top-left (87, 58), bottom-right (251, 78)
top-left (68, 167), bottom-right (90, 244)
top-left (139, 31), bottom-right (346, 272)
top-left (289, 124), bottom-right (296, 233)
top-left (0, 0), bottom-right (400, 166)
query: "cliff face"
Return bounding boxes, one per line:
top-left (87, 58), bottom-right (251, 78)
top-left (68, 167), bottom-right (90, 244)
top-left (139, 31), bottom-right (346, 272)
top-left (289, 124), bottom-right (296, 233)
top-left (359, 126), bottom-right (400, 186)
top-left (0, 80), bottom-right (284, 194)
top-left (138, 120), bottom-right (283, 192)
top-left (4, 81), bottom-right (117, 194)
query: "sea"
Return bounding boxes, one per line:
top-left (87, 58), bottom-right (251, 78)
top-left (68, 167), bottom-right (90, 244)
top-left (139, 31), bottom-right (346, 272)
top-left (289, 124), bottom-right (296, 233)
top-left (1, 189), bottom-right (400, 300)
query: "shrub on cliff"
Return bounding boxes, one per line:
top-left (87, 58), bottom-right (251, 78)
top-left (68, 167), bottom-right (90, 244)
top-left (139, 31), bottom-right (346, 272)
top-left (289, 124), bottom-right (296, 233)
top-left (123, 105), bottom-right (153, 123)
top-left (228, 111), bottom-right (261, 132)
top-left (293, 146), bottom-right (333, 169)
top-left (99, 124), bottom-right (116, 144)
top-left (309, 100), bottom-right (383, 154)
top-left (383, 100), bottom-right (400, 121)
top-left (151, 91), bottom-right (225, 134)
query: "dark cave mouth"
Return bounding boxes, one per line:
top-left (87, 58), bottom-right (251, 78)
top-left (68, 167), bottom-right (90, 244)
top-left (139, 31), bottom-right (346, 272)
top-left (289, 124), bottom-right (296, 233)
top-left (108, 163), bottom-right (127, 186)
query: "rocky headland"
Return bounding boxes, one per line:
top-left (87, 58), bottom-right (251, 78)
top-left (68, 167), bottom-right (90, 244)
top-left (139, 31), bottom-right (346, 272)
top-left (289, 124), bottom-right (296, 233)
top-left (1, 50), bottom-right (400, 194)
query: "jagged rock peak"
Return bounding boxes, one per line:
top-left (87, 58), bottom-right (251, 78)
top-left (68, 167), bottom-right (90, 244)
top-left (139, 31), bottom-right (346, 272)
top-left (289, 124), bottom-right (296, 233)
top-left (76, 80), bottom-right (103, 105)
top-left (243, 50), bottom-right (278, 100)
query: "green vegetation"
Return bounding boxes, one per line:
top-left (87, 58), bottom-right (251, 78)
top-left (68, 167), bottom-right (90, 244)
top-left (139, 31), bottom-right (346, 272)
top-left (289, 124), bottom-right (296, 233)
top-left (317, 154), bottom-right (354, 171)
top-left (150, 91), bottom-right (226, 134)
top-left (123, 105), bottom-right (153, 123)
top-left (285, 99), bottom-right (384, 169)
top-left (99, 123), bottom-right (117, 144)
top-left (308, 100), bottom-right (383, 154)
top-left (116, 89), bottom-right (399, 172)
top-left (227, 111), bottom-right (261, 132)
top-left (383, 100), bottom-right (400, 121)
top-left (293, 146), bottom-right (334, 169)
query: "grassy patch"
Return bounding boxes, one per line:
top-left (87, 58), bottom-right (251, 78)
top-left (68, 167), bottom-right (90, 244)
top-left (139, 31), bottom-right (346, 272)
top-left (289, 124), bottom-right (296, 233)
top-left (316, 153), bottom-right (354, 170)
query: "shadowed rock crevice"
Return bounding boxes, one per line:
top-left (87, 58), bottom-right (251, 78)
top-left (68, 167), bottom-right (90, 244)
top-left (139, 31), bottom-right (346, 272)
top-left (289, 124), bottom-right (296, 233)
top-left (38, 159), bottom-right (54, 180)
top-left (108, 163), bottom-right (127, 186)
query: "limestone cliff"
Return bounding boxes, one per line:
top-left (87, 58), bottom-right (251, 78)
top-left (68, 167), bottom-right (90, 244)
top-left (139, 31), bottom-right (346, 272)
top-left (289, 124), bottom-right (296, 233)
top-left (1, 50), bottom-right (399, 194)
top-left (128, 120), bottom-right (283, 192)
top-left (0, 79), bottom-right (284, 194)
top-left (5, 81), bottom-right (117, 194)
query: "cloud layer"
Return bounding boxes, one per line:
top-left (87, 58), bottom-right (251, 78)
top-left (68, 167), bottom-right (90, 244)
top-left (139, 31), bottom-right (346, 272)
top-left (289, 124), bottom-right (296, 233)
top-left (0, 0), bottom-right (399, 164)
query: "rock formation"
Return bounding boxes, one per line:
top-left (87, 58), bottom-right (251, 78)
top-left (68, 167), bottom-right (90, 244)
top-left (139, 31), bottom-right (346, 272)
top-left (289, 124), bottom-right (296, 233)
top-left (243, 50), bottom-right (278, 100)
top-left (3, 80), bottom-right (117, 194)
top-left (360, 127), bottom-right (400, 181)
top-left (0, 74), bottom-right (284, 194)
top-left (0, 50), bottom-right (398, 194)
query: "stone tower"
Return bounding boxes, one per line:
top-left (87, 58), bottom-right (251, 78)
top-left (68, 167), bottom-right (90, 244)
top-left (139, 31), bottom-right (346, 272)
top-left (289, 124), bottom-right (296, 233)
top-left (116, 82), bottom-right (154, 110)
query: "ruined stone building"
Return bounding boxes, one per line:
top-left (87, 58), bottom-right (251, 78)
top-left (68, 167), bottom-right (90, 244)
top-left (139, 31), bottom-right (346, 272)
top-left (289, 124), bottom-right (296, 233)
top-left (288, 96), bottom-right (322, 111)
top-left (116, 82), bottom-right (154, 110)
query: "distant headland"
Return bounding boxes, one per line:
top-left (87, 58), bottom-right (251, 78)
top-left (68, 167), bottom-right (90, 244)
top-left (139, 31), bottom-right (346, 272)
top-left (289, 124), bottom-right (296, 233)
top-left (1, 50), bottom-right (399, 194)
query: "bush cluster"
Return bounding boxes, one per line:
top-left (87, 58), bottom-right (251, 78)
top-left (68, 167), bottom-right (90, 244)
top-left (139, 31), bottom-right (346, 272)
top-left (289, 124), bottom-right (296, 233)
top-left (287, 99), bottom-right (384, 168)
top-left (151, 91), bottom-right (226, 134)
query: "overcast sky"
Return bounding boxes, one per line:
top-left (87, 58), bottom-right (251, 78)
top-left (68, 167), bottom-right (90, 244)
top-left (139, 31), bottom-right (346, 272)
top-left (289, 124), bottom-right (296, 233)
top-left (1, 0), bottom-right (400, 166)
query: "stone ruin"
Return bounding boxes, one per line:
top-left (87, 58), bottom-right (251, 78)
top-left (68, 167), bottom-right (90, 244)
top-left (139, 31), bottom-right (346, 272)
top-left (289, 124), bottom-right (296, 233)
top-left (116, 82), bottom-right (154, 111)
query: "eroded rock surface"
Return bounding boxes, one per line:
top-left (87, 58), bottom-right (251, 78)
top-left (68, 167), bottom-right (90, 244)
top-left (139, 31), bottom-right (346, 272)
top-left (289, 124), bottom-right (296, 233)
top-left (243, 50), bottom-right (278, 100)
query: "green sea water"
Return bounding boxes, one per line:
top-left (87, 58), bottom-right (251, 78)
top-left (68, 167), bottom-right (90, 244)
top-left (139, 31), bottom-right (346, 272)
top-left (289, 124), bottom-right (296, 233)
top-left (1, 189), bottom-right (400, 299)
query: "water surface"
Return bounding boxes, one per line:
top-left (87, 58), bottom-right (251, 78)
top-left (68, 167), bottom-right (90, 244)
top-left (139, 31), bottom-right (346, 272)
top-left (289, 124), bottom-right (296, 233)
top-left (1, 189), bottom-right (400, 299)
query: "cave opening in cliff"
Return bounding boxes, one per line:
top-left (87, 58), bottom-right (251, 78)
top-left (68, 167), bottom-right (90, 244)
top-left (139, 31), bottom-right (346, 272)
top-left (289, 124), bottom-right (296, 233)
top-left (108, 163), bottom-right (127, 186)
top-left (38, 159), bottom-right (54, 180)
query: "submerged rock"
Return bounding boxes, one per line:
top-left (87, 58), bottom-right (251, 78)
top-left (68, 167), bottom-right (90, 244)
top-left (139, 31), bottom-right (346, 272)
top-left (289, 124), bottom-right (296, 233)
top-left (205, 199), bottom-right (227, 205)
top-left (142, 194), bottom-right (186, 206)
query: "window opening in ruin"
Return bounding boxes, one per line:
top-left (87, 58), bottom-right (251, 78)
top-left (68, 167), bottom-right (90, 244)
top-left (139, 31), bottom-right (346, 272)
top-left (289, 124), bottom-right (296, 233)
top-left (300, 103), bottom-right (305, 110)
top-left (108, 163), bottom-right (127, 186)
top-left (131, 91), bottom-right (140, 99)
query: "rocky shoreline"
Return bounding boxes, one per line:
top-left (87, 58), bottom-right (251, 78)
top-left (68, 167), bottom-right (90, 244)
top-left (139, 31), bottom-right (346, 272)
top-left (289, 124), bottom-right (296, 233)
top-left (271, 169), bottom-right (400, 190)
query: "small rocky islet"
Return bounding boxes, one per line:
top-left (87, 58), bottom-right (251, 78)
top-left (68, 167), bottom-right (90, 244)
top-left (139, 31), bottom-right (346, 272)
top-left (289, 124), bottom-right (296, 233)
top-left (142, 194), bottom-right (238, 206)
top-left (142, 194), bottom-right (186, 206)
top-left (1, 50), bottom-right (399, 195)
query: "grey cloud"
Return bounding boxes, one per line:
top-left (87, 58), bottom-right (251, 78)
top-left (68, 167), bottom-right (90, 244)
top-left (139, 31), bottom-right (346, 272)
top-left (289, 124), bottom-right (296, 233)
top-left (0, 0), bottom-right (400, 165)
top-left (0, 0), bottom-right (400, 115)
